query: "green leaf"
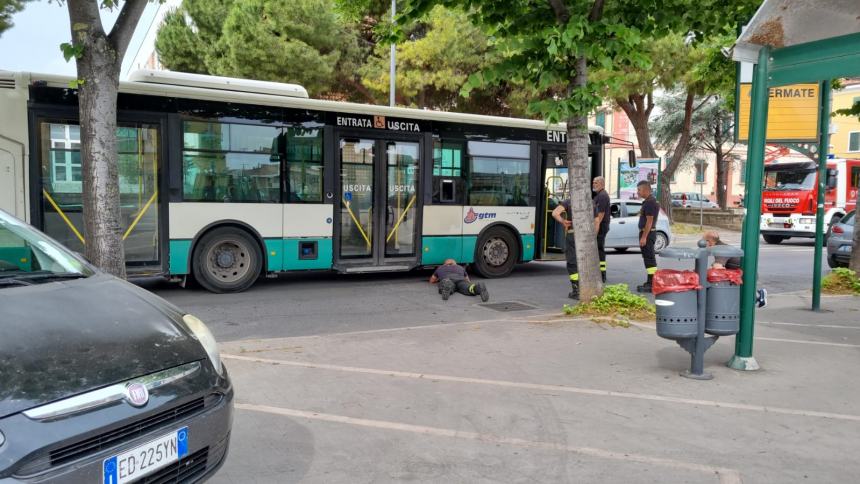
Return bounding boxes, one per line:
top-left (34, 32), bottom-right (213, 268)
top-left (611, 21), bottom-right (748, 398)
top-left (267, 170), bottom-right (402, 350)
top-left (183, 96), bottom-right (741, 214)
top-left (68, 79), bottom-right (85, 89)
top-left (60, 42), bottom-right (84, 62)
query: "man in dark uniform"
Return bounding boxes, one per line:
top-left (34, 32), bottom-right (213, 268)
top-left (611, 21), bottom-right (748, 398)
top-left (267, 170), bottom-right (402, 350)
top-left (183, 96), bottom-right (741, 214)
top-left (552, 176), bottom-right (612, 299)
top-left (429, 259), bottom-right (489, 302)
top-left (636, 180), bottom-right (660, 293)
top-left (592, 176), bottom-right (611, 283)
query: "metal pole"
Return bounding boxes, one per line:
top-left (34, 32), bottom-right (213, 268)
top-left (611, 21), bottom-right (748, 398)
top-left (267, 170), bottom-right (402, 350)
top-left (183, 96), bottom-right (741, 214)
top-left (812, 80), bottom-right (832, 311)
top-left (699, 160), bottom-right (704, 230)
top-left (729, 47), bottom-right (769, 371)
top-left (389, 0), bottom-right (396, 107)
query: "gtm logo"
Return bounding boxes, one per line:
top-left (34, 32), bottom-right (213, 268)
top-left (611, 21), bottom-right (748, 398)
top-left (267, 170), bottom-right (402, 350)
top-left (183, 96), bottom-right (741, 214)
top-left (464, 207), bottom-right (496, 224)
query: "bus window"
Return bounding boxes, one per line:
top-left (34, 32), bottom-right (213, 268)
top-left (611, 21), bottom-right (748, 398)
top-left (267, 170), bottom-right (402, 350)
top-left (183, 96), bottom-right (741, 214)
top-left (286, 127), bottom-right (323, 203)
top-left (467, 141), bottom-right (530, 207)
top-left (432, 141), bottom-right (465, 204)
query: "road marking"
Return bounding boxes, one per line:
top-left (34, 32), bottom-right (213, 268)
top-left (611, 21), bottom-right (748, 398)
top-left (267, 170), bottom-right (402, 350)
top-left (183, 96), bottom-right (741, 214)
top-left (760, 321), bottom-right (860, 330)
top-left (236, 402), bottom-right (742, 484)
top-left (222, 353), bottom-right (860, 423)
top-left (756, 337), bottom-right (860, 348)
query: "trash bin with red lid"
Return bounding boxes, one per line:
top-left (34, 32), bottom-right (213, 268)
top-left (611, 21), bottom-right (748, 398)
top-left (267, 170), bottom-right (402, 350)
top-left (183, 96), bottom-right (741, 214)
top-left (705, 268), bottom-right (742, 336)
top-left (654, 269), bottom-right (701, 340)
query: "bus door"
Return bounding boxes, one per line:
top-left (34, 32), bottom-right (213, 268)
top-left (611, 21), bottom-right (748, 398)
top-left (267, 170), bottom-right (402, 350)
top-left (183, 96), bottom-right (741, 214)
top-left (537, 150), bottom-right (568, 261)
top-left (335, 134), bottom-right (422, 272)
top-left (35, 118), bottom-right (164, 274)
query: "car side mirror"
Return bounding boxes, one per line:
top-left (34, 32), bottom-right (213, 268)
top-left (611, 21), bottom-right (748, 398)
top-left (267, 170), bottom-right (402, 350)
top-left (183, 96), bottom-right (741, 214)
top-left (826, 169), bottom-right (838, 189)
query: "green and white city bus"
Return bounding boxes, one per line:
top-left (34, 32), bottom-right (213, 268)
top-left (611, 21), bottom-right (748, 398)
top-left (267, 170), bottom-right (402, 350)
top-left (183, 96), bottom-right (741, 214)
top-left (0, 70), bottom-right (605, 292)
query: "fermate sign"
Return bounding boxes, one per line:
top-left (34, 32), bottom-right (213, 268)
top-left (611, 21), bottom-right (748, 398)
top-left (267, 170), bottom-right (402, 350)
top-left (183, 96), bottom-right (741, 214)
top-left (737, 83), bottom-right (820, 142)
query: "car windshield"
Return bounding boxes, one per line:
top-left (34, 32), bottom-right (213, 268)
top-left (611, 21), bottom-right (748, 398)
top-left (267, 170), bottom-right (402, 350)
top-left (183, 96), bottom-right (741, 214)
top-left (763, 169), bottom-right (816, 190)
top-left (0, 211), bottom-right (93, 287)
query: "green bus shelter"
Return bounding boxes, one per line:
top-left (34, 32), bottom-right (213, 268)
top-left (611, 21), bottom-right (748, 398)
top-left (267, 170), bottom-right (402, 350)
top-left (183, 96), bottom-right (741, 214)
top-left (730, 0), bottom-right (860, 371)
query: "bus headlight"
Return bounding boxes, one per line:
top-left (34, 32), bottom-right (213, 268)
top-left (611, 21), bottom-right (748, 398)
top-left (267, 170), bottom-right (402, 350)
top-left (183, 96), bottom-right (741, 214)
top-left (182, 314), bottom-right (223, 375)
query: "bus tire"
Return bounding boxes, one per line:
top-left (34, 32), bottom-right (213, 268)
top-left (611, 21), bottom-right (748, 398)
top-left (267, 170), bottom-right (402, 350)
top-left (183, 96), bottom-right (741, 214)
top-left (762, 235), bottom-right (785, 245)
top-left (192, 227), bottom-right (262, 293)
top-left (473, 227), bottom-right (519, 278)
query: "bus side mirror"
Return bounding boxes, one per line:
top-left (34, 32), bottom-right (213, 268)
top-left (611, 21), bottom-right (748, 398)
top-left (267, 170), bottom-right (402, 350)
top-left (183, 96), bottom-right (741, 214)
top-left (628, 150), bottom-right (637, 168)
top-left (826, 169), bottom-right (838, 189)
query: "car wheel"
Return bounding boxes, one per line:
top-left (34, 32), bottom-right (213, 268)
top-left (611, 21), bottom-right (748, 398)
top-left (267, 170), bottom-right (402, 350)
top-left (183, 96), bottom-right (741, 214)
top-left (613, 247), bottom-right (629, 253)
top-left (762, 235), bottom-right (785, 245)
top-left (827, 254), bottom-right (839, 269)
top-left (473, 227), bottom-right (519, 278)
top-left (653, 232), bottom-right (669, 253)
top-left (193, 227), bottom-right (262, 293)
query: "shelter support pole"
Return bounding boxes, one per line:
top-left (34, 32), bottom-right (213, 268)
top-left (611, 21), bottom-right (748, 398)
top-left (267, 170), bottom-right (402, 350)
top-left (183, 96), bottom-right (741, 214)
top-left (812, 80), bottom-right (832, 311)
top-left (729, 47), bottom-right (769, 371)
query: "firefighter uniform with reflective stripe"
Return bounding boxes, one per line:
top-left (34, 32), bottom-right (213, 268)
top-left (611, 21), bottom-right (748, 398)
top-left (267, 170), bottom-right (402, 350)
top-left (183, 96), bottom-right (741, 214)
top-left (638, 193), bottom-right (660, 292)
top-left (593, 189), bottom-right (611, 283)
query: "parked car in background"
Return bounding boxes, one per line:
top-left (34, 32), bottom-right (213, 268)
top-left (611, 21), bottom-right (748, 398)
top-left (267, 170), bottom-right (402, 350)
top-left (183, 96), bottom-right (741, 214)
top-left (672, 192), bottom-right (719, 209)
top-left (606, 199), bottom-right (673, 253)
top-left (0, 209), bottom-right (233, 483)
top-left (827, 210), bottom-right (855, 268)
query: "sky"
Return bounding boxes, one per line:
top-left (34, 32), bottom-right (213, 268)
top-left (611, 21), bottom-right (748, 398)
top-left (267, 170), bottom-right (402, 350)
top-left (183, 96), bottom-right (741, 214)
top-left (0, 0), bottom-right (162, 79)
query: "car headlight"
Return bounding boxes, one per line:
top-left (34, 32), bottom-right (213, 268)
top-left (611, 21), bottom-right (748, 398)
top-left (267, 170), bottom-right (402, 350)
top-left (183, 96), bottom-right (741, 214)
top-left (799, 218), bottom-right (815, 225)
top-left (182, 314), bottom-right (223, 375)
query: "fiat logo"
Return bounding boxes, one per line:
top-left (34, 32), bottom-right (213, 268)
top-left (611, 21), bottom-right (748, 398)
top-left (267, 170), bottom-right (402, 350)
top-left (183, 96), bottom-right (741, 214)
top-left (125, 382), bottom-right (149, 407)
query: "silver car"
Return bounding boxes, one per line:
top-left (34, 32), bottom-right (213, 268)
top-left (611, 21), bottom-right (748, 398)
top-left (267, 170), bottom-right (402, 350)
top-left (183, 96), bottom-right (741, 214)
top-left (827, 211), bottom-right (855, 268)
top-left (606, 199), bottom-right (673, 253)
top-left (671, 192), bottom-right (719, 209)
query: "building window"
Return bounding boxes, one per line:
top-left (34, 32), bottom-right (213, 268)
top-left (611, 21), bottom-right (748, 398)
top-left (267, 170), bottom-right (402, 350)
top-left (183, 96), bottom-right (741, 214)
top-left (595, 111), bottom-right (606, 129)
top-left (849, 132), bottom-right (860, 152)
top-left (182, 121), bottom-right (281, 203)
top-left (285, 128), bottom-right (323, 203)
top-left (467, 141), bottom-right (530, 206)
top-left (695, 160), bottom-right (707, 183)
top-left (739, 160), bottom-right (747, 184)
top-left (851, 166), bottom-right (860, 189)
top-left (47, 124), bottom-right (82, 183)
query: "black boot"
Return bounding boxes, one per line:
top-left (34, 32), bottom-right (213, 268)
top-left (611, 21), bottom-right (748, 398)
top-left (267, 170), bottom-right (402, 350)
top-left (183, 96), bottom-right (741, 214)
top-left (477, 283), bottom-right (490, 302)
top-left (568, 281), bottom-right (580, 299)
top-left (637, 274), bottom-right (653, 293)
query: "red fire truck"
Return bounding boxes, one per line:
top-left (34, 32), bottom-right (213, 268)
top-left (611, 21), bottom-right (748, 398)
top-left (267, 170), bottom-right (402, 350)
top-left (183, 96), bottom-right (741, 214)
top-left (760, 158), bottom-right (860, 244)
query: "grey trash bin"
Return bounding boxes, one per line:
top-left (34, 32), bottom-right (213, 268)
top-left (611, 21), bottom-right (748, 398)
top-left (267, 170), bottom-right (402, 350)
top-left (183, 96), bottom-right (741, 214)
top-left (656, 290), bottom-right (699, 340)
top-left (705, 280), bottom-right (740, 336)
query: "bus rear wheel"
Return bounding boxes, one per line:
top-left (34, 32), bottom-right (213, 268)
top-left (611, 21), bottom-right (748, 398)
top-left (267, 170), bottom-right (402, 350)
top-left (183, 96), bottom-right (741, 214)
top-left (473, 227), bottom-right (518, 278)
top-left (193, 227), bottom-right (262, 293)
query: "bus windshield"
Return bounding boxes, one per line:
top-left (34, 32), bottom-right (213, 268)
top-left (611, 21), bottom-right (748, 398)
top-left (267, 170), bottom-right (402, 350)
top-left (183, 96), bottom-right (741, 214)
top-left (763, 169), bottom-right (816, 191)
top-left (0, 211), bottom-right (93, 287)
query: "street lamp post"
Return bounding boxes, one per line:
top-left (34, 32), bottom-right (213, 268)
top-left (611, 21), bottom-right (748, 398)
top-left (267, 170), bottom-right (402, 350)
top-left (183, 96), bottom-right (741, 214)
top-left (389, 0), bottom-right (396, 107)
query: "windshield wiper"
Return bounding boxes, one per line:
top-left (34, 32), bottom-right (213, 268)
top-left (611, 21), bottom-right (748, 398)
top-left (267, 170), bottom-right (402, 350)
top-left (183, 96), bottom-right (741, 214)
top-left (0, 278), bottom-right (34, 287)
top-left (15, 272), bottom-right (87, 282)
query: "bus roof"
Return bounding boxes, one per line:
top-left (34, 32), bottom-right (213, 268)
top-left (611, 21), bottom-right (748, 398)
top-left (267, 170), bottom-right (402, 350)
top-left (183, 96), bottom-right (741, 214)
top-left (4, 70), bottom-right (603, 135)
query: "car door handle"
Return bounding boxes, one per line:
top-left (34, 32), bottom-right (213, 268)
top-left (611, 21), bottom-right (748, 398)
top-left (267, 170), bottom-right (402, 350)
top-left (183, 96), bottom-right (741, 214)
top-left (618, 221), bottom-right (626, 224)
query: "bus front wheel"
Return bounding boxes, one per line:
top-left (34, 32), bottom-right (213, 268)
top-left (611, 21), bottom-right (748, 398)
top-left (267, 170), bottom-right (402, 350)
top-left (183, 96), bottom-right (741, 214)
top-left (473, 227), bottom-right (518, 278)
top-left (193, 227), bottom-right (262, 293)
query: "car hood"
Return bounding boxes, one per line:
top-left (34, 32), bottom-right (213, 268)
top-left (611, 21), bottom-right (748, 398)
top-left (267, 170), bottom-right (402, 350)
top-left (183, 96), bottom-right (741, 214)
top-left (0, 275), bottom-right (205, 418)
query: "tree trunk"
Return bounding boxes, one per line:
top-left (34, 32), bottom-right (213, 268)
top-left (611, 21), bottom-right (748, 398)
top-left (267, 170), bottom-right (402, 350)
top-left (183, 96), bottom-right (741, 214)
top-left (617, 94), bottom-right (658, 159)
top-left (567, 55), bottom-right (602, 301)
top-left (67, 0), bottom-right (147, 278)
top-left (851, 186), bottom-right (860, 272)
top-left (658, 90), bottom-right (697, 221)
top-left (713, 119), bottom-right (728, 209)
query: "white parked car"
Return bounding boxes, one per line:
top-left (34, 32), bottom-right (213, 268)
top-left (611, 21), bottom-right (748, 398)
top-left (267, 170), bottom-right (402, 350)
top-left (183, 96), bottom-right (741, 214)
top-left (671, 192), bottom-right (719, 209)
top-left (605, 199), bottom-right (673, 253)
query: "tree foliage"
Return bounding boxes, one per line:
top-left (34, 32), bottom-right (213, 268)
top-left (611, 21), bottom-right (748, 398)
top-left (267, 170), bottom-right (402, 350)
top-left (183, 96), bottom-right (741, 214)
top-left (156, 0), bottom-right (366, 98)
top-left (0, 0), bottom-right (28, 35)
top-left (359, 5), bottom-right (531, 115)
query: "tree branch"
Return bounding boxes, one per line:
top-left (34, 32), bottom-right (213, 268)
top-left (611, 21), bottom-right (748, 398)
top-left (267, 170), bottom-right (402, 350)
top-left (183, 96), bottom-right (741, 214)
top-left (645, 91), bottom-right (654, 117)
top-left (547, 0), bottom-right (569, 23)
top-left (108, 0), bottom-right (148, 56)
top-left (691, 95), bottom-right (712, 114)
top-left (589, 0), bottom-right (606, 22)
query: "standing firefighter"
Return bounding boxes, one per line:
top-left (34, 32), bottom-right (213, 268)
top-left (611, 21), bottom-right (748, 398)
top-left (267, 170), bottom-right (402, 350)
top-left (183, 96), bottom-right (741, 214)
top-left (636, 180), bottom-right (660, 292)
top-left (592, 176), bottom-right (611, 283)
top-left (552, 176), bottom-right (611, 299)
